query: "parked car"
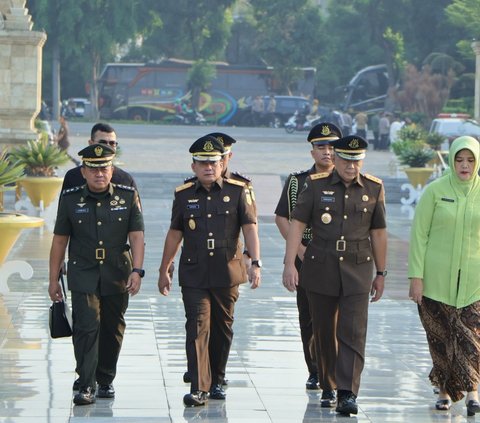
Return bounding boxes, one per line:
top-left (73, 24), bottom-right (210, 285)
top-left (429, 113), bottom-right (480, 148)
top-left (62, 97), bottom-right (91, 118)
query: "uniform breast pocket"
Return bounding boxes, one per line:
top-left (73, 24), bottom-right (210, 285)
top-left (355, 203), bottom-right (375, 225)
top-left (109, 209), bottom-right (129, 223)
top-left (216, 204), bottom-right (238, 224)
top-left (183, 208), bottom-right (202, 231)
top-left (72, 212), bottom-right (92, 225)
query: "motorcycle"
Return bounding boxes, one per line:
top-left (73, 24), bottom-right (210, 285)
top-left (174, 109), bottom-right (207, 125)
top-left (284, 111), bottom-right (321, 133)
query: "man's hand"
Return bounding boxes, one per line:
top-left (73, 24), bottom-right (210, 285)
top-left (48, 281), bottom-right (63, 302)
top-left (158, 272), bottom-right (172, 296)
top-left (126, 272), bottom-right (141, 296)
top-left (370, 275), bottom-right (385, 302)
top-left (248, 266), bottom-right (261, 289)
top-left (282, 263), bottom-right (298, 292)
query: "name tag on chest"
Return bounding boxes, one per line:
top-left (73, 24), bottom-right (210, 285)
top-left (75, 208), bottom-right (89, 214)
top-left (321, 196), bottom-right (335, 203)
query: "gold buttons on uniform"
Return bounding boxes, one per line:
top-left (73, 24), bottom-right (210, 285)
top-left (345, 194), bottom-right (349, 199)
top-left (118, 217), bottom-right (122, 221)
top-left (209, 232), bottom-right (213, 236)
top-left (187, 258), bottom-right (191, 262)
top-left (97, 202), bottom-right (101, 207)
top-left (343, 215), bottom-right (347, 220)
top-left (226, 210), bottom-right (229, 214)
top-left (209, 252), bottom-right (214, 256)
top-left (340, 235), bottom-right (345, 240)
top-left (325, 207), bottom-right (330, 211)
top-left (362, 195), bottom-right (369, 201)
top-left (339, 257), bottom-right (344, 261)
top-left (363, 208), bottom-right (367, 213)
top-left (99, 241), bottom-right (103, 245)
top-left (207, 196), bottom-right (211, 200)
top-left (367, 257), bottom-right (371, 261)
top-left (78, 220), bottom-right (82, 223)
top-left (100, 260), bottom-right (104, 264)
top-left (207, 214), bottom-right (212, 218)
top-left (97, 221), bottom-right (102, 226)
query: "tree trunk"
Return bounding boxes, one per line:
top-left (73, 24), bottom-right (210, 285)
top-left (52, 41), bottom-right (61, 121)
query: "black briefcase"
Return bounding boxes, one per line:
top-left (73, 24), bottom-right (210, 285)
top-left (49, 274), bottom-right (72, 338)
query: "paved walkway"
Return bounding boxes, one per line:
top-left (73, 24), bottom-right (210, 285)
top-left (0, 125), bottom-right (473, 422)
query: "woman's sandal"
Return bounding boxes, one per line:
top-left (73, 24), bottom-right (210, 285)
top-left (466, 400), bottom-right (480, 417)
top-left (435, 399), bottom-right (452, 411)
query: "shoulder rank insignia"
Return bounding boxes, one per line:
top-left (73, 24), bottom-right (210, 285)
top-left (291, 169), bottom-right (309, 176)
top-left (231, 171), bottom-right (252, 182)
top-left (175, 181), bottom-right (195, 192)
top-left (115, 184), bottom-right (135, 191)
top-left (184, 175), bottom-right (197, 183)
top-left (225, 178), bottom-right (246, 187)
top-left (61, 186), bottom-right (83, 196)
top-left (364, 173), bottom-right (383, 184)
top-left (310, 172), bottom-right (330, 180)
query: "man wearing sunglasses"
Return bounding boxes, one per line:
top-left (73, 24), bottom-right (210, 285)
top-left (61, 122), bottom-right (138, 191)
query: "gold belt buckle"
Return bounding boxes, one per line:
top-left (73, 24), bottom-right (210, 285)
top-left (336, 240), bottom-right (346, 252)
top-left (95, 248), bottom-right (105, 260)
top-left (207, 239), bottom-right (215, 250)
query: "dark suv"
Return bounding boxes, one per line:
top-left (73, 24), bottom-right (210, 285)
top-left (231, 95), bottom-right (311, 127)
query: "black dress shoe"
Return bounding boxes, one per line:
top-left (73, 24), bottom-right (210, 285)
top-left (336, 392), bottom-right (358, 415)
top-left (306, 373), bottom-right (320, 390)
top-left (467, 400), bottom-right (480, 416)
top-left (73, 387), bottom-right (96, 405)
top-left (183, 391), bottom-right (209, 407)
top-left (72, 378), bottom-right (80, 391)
top-left (321, 389), bottom-right (337, 408)
top-left (183, 372), bottom-right (191, 383)
top-left (97, 384), bottom-right (115, 398)
top-left (210, 384), bottom-right (226, 400)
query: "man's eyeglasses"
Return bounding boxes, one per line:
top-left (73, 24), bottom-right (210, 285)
top-left (97, 140), bottom-right (118, 147)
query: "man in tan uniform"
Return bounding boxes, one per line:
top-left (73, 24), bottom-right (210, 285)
top-left (282, 135), bottom-right (387, 415)
top-left (158, 135), bottom-right (261, 407)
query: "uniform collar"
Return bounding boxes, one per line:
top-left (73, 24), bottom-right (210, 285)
top-left (331, 170), bottom-right (364, 187)
top-left (82, 183), bottom-right (114, 199)
top-left (194, 177), bottom-right (223, 192)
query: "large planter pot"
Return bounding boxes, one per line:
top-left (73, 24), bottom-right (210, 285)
top-left (0, 213), bottom-right (44, 264)
top-left (17, 176), bottom-right (64, 208)
top-left (403, 167), bottom-right (435, 188)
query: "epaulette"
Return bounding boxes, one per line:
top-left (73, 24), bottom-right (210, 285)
top-left (184, 175), bottom-right (197, 183)
top-left (175, 181), bottom-right (195, 192)
top-left (310, 172), bottom-right (330, 180)
top-left (230, 171), bottom-right (251, 182)
top-left (114, 184), bottom-right (135, 191)
top-left (364, 173), bottom-right (383, 184)
top-left (61, 186), bottom-right (83, 196)
top-left (225, 178), bottom-right (246, 187)
top-left (291, 169), bottom-right (309, 176)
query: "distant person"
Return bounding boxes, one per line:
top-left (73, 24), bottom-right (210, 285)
top-left (370, 111), bottom-right (381, 150)
top-left (378, 112), bottom-right (391, 150)
top-left (251, 96), bottom-right (265, 126)
top-left (354, 111), bottom-right (368, 139)
top-left (266, 95), bottom-right (277, 127)
top-left (55, 116), bottom-right (80, 166)
top-left (389, 114), bottom-right (404, 144)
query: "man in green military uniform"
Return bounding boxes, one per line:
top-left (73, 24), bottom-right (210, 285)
top-left (282, 135), bottom-right (387, 416)
top-left (48, 143), bottom-right (145, 406)
top-left (275, 122), bottom-right (341, 396)
top-left (157, 135), bottom-right (261, 407)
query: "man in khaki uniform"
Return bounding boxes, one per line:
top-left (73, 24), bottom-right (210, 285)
top-left (157, 135), bottom-right (261, 407)
top-left (48, 143), bottom-right (145, 405)
top-left (274, 122), bottom-right (341, 396)
top-left (282, 135), bottom-right (387, 416)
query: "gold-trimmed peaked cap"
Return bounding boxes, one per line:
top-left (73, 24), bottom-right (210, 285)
top-left (206, 132), bottom-right (236, 154)
top-left (334, 135), bottom-right (368, 161)
top-left (78, 143), bottom-right (115, 168)
top-left (307, 122), bottom-right (343, 145)
top-left (189, 135), bottom-right (225, 161)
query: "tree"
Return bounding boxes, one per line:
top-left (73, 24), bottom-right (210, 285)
top-left (28, 0), bottom-right (140, 119)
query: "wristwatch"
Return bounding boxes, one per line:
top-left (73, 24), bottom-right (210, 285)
top-left (376, 270), bottom-right (387, 277)
top-left (132, 268), bottom-right (145, 278)
top-left (251, 259), bottom-right (263, 268)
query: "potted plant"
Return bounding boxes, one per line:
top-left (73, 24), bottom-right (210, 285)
top-left (9, 137), bottom-right (70, 209)
top-left (392, 127), bottom-right (436, 188)
top-left (0, 149), bottom-right (43, 264)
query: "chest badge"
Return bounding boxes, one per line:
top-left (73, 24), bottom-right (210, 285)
top-left (362, 195), bottom-right (369, 201)
top-left (321, 213), bottom-right (332, 224)
top-left (223, 196), bottom-right (230, 203)
top-left (110, 200), bottom-right (118, 206)
top-left (188, 218), bottom-right (196, 230)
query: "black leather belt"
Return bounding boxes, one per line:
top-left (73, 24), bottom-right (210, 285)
top-left (316, 238), bottom-right (370, 252)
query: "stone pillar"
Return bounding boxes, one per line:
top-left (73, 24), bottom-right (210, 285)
top-left (0, 0), bottom-right (46, 148)
top-left (472, 41), bottom-right (480, 122)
